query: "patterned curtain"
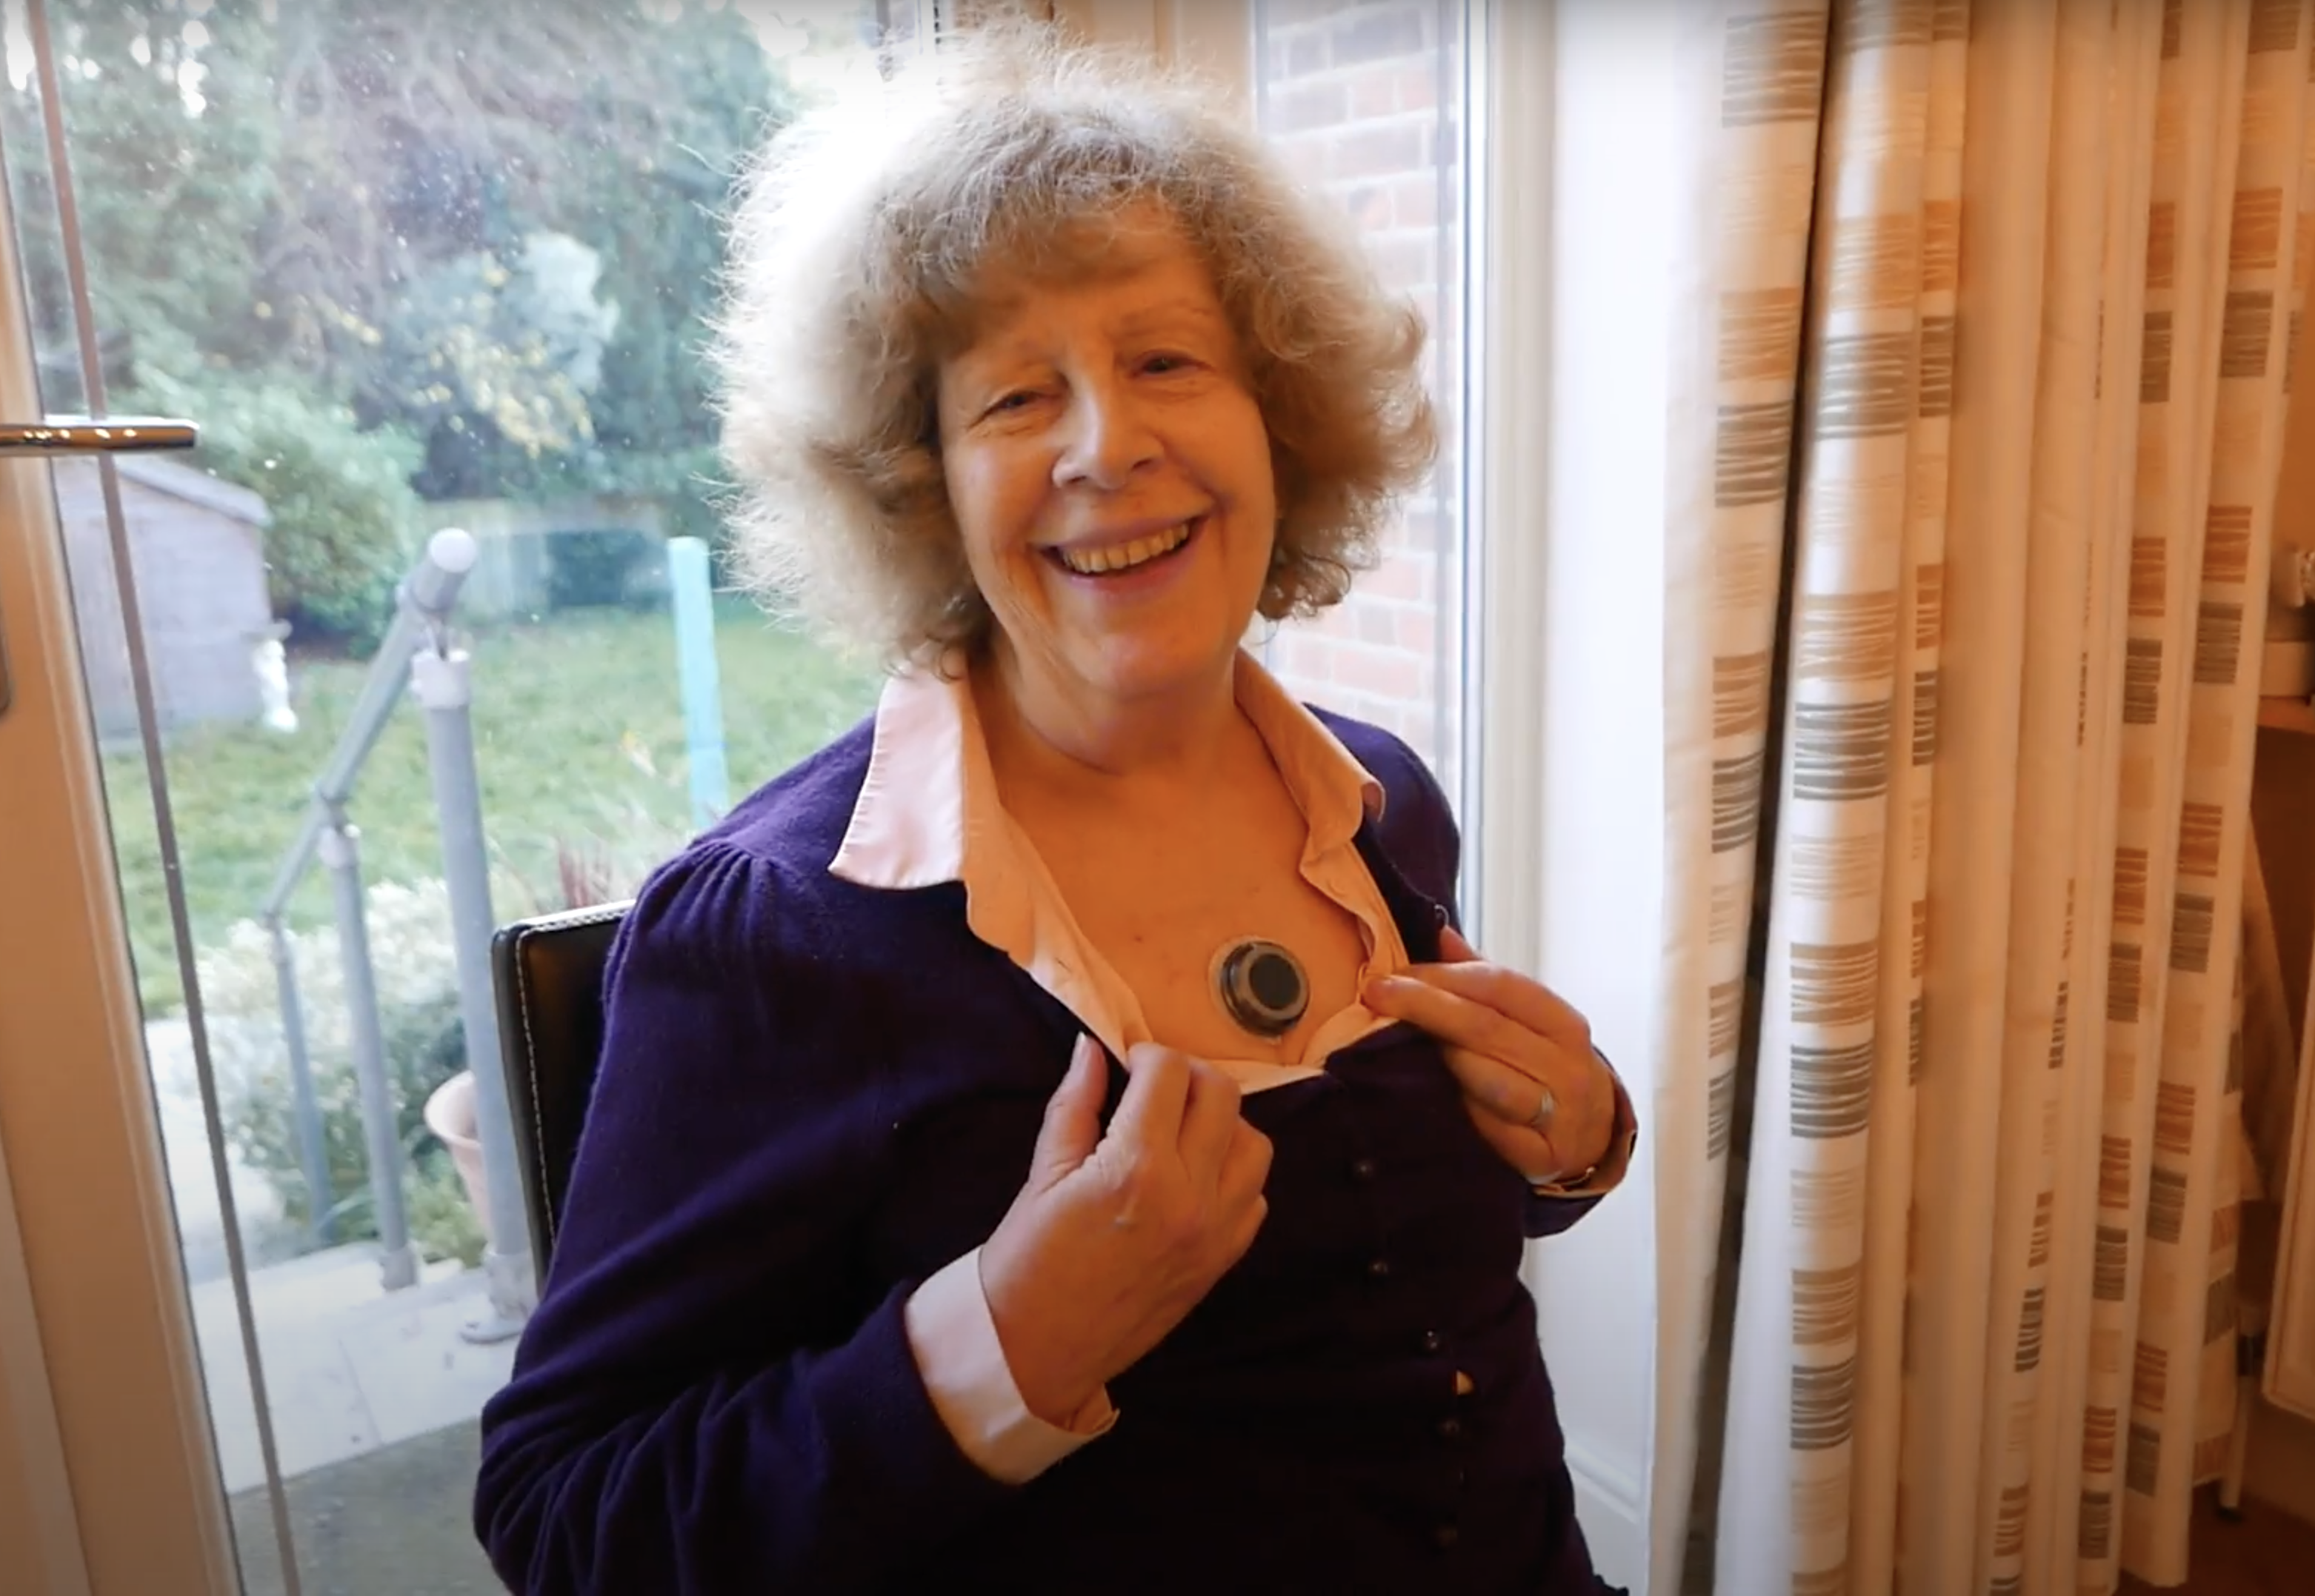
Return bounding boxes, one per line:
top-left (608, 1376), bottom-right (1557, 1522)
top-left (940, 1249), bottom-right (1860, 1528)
top-left (1655, 0), bottom-right (2315, 1591)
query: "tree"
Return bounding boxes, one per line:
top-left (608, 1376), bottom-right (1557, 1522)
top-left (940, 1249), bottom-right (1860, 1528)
top-left (4, 0), bottom-right (789, 641)
top-left (253, 0), bottom-right (785, 512)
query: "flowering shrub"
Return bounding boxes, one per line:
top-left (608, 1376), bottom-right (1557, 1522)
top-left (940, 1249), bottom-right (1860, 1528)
top-left (196, 878), bottom-right (480, 1263)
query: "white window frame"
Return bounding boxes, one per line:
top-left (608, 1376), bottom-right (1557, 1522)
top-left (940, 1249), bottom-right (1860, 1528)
top-left (0, 185), bottom-right (239, 1592)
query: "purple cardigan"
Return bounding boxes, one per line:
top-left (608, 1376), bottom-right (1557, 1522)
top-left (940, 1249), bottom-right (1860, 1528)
top-left (474, 709), bottom-right (1618, 1594)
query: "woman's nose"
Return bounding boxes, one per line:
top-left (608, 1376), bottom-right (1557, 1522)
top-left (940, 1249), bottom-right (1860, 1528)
top-left (1053, 380), bottom-right (1159, 490)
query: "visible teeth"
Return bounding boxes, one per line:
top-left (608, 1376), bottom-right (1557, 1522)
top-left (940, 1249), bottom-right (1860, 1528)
top-left (1057, 520), bottom-right (1194, 575)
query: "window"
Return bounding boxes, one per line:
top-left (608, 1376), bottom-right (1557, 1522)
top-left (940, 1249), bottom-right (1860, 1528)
top-left (1248, 0), bottom-right (1478, 814)
top-left (0, 2), bottom-right (1490, 1586)
top-left (1, 5), bottom-right (893, 1589)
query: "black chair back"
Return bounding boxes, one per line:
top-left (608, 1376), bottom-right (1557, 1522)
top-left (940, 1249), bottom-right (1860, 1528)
top-left (490, 902), bottom-right (630, 1289)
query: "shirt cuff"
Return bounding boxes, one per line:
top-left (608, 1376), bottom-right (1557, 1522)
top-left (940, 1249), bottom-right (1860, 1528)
top-left (902, 1246), bottom-right (1116, 1486)
top-left (1533, 1050), bottom-right (1639, 1200)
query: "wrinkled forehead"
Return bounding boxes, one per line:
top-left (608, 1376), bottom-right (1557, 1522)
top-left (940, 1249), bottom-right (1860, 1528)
top-left (922, 197), bottom-right (1218, 352)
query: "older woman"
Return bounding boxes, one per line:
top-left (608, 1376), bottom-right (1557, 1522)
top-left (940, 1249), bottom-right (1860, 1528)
top-left (475, 23), bottom-right (1635, 1595)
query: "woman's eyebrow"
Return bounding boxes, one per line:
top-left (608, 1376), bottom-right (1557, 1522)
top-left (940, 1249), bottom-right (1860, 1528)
top-left (1110, 298), bottom-right (1230, 336)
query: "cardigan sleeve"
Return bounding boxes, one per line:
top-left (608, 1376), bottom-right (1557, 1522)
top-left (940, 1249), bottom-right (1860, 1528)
top-left (473, 843), bottom-right (1013, 1595)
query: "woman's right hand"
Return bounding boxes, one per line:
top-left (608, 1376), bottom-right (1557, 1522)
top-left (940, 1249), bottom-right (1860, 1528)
top-left (977, 1035), bottom-right (1273, 1427)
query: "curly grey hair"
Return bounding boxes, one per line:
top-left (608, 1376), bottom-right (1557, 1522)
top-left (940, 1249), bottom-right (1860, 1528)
top-left (711, 19), bottom-right (1436, 667)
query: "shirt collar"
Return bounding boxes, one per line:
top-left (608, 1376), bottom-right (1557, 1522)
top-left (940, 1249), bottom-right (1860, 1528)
top-left (830, 649), bottom-right (1385, 892)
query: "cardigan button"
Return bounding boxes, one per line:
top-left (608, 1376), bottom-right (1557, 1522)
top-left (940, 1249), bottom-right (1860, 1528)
top-left (1366, 1256), bottom-right (1392, 1280)
top-left (1433, 1523), bottom-right (1460, 1551)
top-left (1350, 1156), bottom-right (1378, 1181)
top-left (1437, 1417), bottom-right (1464, 1441)
top-left (1420, 1329), bottom-right (1443, 1354)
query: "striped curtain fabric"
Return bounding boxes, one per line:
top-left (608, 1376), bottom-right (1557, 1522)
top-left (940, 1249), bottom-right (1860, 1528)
top-left (1654, 1), bottom-right (1833, 1585)
top-left (1653, 1), bottom-right (2315, 1591)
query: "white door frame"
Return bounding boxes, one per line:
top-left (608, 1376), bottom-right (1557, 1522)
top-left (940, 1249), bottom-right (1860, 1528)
top-left (0, 161), bottom-right (239, 1595)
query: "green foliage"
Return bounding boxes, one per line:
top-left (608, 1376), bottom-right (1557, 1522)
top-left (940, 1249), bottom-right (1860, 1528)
top-left (290, 992), bottom-right (464, 1241)
top-left (133, 352), bottom-right (422, 647)
top-left (112, 601), bottom-right (882, 1012)
top-left (205, 945), bottom-right (485, 1269)
top-left (196, 880), bottom-right (470, 1256)
top-left (547, 529), bottom-right (659, 611)
top-left (379, 234), bottom-right (617, 500)
top-left (159, 604), bottom-right (882, 1260)
top-left (7, 0), bottom-right (796, 627)
top-left (406, 1153), bottom-right (488, 1270)
top-left (7, 0), bottom-right (284, 398)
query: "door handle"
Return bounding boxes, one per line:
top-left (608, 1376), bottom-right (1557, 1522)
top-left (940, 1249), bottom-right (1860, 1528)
top-left (0, 415), bottom-right (198, 717)
top-left (0, 417), bottom-right (197, 456)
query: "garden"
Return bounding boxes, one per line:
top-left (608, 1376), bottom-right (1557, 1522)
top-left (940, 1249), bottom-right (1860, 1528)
top-left (131, 596), bottom-right (878, 1265)
top-left (3, 1), bottom-right (887, 1271)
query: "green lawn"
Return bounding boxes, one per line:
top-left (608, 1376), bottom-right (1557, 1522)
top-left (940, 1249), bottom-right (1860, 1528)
top-left (108, 598), bottom-right (882, 1012)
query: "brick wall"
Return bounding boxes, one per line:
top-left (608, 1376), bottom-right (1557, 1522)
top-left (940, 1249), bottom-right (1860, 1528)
top-left (1252, 0), bottom-right (1468, 799)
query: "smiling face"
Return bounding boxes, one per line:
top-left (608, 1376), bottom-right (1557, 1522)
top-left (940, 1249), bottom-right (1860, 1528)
top-left (934, 210), bottom-right (1277, 727)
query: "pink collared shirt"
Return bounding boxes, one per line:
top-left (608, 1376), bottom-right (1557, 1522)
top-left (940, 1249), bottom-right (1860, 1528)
top-left (842, 651), bottom-right (1627, 1483)
top-left (833, 650), bottom-right (1412, 1092)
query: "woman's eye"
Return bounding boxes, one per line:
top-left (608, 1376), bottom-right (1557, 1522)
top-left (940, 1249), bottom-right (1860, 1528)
top-left (1142, 354), bottom-right (1192, 375)
top-left (987, 390), bottom-right (1037, 415)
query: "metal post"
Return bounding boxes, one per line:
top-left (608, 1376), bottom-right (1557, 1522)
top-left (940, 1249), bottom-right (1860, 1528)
top-left (267, 918), bottom-right (333, 1245)
top-left (319, 807), bottom-right (418, 1291)
top-left (668, 536), bottom-right (729, 829)
top-left (407, 532), bottom-right (534, 1341)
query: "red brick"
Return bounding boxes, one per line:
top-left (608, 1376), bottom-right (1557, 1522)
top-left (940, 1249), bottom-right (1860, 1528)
top-left (1263, 27), bottom-right (1328, 78)
top-left (1351, 696), bottom-right (1405, 738)
top-left (1396, 605), bottom-right (1436, 655)
top-left (1361, 231), bottom-right (1432, 290)
top-left (1271, 79), bottom-right (1349, 135)
top-left (1342, 184), bottom-right (1392, 232)
top-left (1273, 136), bottom-right (1330, 187)
top-left (1280, 633), bottom-right (1334, 683)
top-left (1268, 0), bottom-right (1351, 26)
top-left (1392, 175), bottom-right (1439, 230)
top-left (1362, 546), bottom-right (1428, 600)
top-left (1330, 121), bottom-right (1425, 180)
top-left (1310, 598), bottom-right (1365, 640)
top-left (1397, 507), bottom-right (1442, 547)
top-left (1334, 641), bottom-right (1427, 699)
top-left (1349, 67), bottom-right (1398, 120)
top-left (1358, 601), bottom-right (1398, 645)
top-left (1331, 7), bottom-right (1428, 67)
top-left (1399, 709), bottom-right (1439, 763)
top-left (1395, 66), bottom-right (1440, 114)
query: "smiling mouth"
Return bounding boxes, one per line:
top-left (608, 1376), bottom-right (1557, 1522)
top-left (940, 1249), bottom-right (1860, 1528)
top-left (1047, 517), bottom-right (1201, 577)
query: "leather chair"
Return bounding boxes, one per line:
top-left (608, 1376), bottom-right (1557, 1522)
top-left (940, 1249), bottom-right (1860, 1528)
top-left (490, 901), bottom-right (631, 1289)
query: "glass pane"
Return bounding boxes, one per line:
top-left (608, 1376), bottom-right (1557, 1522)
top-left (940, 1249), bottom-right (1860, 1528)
top-left (0, 4), bottom-right (890, 1591)
top-left (1251, 0), bottom-right (1475, 811)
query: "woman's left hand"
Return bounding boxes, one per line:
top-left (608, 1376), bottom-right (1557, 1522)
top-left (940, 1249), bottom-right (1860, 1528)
top-left (1362, 926), bottom-right (1617, 1186)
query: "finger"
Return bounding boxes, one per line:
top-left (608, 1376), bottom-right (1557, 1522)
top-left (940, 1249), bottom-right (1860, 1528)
top-left (1437, 924), bottom-right (1479, 963)
top-left (1439, 1043), bottom-right (1556, 1126)
top-left (1176, 1059), bottom-right (1247, 1175)
top-left (1364, 975), bottom-right (1553, 1072)
top-left (1109, 1041), bottom-right (1193, 1147)
top-left (1368, 962), bottom-right (1590, 1054)
top-left (1460, 1098), bottom-right (1565, 1184)
top-left (1446, 1041), bottom-right (1616, 1170)
top-left (1028, 1035), bottom-right (1106, 1186)
top-left (1218, 1120), bottom-right (1274, 1208)
top-left (1225, 1191), bottom-right (1270, 1266)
